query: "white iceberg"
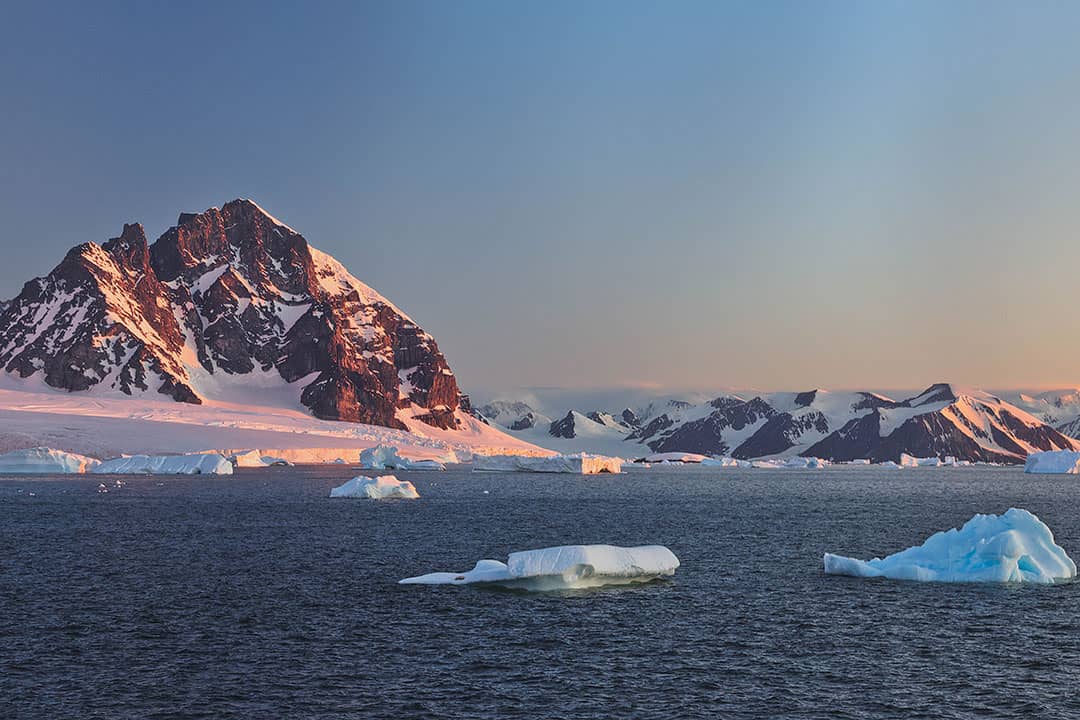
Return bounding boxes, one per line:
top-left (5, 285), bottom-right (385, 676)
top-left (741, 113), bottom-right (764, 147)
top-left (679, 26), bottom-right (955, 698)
top-left (473, 453), bottom-right (622, 475)
top-left (93, 453), bottom-right (234, 475)
top-left (359, 445), bottom-right (445, 471)
top-left (823, 508), bottom-right (1076, 584)
top-left (329, 475), bottom-right (419, 499)
top-left (700, 456), bottom-right (749, 468)
top-left (0, 447), bottom-right (100, 474)
top-left (1025, 450), bottom-right (1080, 475)
top-left (899, 453), bottom-right (942, 467)
top-left (229, 450), bottom-right (291, 467)
top-left (400, 544), bottom-right (679, 591)
top-left (782, 456), bottom-right (830, 469)
top-left (644, 452), bottom-right (710, 464)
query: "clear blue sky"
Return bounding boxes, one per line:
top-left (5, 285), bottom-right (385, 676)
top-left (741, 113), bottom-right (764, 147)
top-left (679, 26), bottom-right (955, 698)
top-left (3, 1), bottom-right (1079, 393)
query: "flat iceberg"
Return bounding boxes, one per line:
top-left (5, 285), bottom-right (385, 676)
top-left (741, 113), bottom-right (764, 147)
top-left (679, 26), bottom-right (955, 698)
top-left (329, 475), bottom-right (419, 499)
top-left (0, 447), bottom-right (100, 474)
top-left (1025, 450), bottom-right (1080, 475)
top-left (359, 445), bottom-right (445, 471)
top-left (229, 450), bottom-right (292, 467)
top-left (899, 453), bottom-right (942, 467)
top-left (823, 508), bottom-right (1076, 583)
top-left (644, 452), bottom-right (710, 464)
top-left (93, 453), bottom-right (234, 475)
top-left (700, 456), bottom-right (750, 468)
top-left (399, 544), bottom-right (679, 591)
top-left (473, 453), bottom-right (622, 474)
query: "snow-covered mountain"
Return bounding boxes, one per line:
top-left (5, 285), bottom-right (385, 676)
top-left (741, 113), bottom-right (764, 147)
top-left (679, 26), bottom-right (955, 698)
top-left (479, 384), bottom-right (1079, 463)
top-left (0, 199), bottom-right (480, 434)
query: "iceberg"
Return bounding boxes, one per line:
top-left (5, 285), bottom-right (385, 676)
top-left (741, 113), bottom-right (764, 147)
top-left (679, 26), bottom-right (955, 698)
top-left (823, 508), bottom-right (1076, 583)
top-left (899, 453), bottom-right (942, 467)
top-left (329, 475), bottom-right (419, 499)
top-left (93, 453), bottom-right (234, 475)
top-left (1025, 450), bottom-right (1080, 475)
top-left (0, 447), bottom-right (100, 474)
top-left (473, 453), bottom-right (622, 475)
top-left (359, 445), bottom-right (445, 471)
top-left (228, 450), bottom-right (290, 467)
top-left (399, 544), bottom-right (679, 591)
top-left (644, 452), bottom-right (710, 464)
top-left (700, 456), bottom-right (749, 468)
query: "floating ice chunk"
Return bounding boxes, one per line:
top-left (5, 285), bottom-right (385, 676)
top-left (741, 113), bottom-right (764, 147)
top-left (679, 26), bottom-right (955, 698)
top-left (399, 544), bottom-right (679, 591)
top-left (329, 475), bottom-right (419, 499)
top-left (851, 459), bottom-right (871, 465)
top-left (644, 452), bottom-right (710, 464)
top-left (823, 508), bottom-right (1076, 583)
top-left (1025, 451), bottom-right (1080, 475)
top-left (899, 453), bottom-right (942, 467)
top-left (700, 456), bottom-right (749, 467)
top-left (782, 456), bottom-right (830, 469)
top-left (879, 461), bottom-right (902, 469)
top-left (359, 445), bottom-right (444, 471)
top-left (0, 447), bottom-right (100, 474)
top-left (93, 453), bottom-right (234, 475)
top-left (473, 453), bottom-right (622, 475)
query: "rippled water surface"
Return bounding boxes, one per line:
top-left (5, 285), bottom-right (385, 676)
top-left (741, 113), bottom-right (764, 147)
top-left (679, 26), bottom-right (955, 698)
top-left (3, 465), bottom-right (1080, 719)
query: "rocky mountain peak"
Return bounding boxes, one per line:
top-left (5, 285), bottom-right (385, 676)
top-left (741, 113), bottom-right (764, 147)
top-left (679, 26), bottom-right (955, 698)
top-left (0, 199), bottom-right (467, 431)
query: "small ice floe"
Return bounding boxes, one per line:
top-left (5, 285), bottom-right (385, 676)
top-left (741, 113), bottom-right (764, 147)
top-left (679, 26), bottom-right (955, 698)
top-left (0, 447), bottom-right (100, 474)
top-left (359, 445), bottom-right (445, 471)
top-left (824, 508), bottom-right (1075, 584)
top-left (1024, 450), bottom-right (1080, 475)
top-left (97, 483), bottom-right (109, 494)
top-left (399, 544), bottom-right (679, 591)
top-left (92, 453), bottom-right (233, 475)
top-left (114, 479), bottom-right (125, 488)
top-left (329, 475), bottom-right (419, 500)
top-left (473, 453), bottom-right (622, 475)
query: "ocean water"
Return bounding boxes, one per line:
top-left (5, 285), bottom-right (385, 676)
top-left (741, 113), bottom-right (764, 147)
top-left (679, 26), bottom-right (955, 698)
top-left (3, 465), bottom-right (1080, 719)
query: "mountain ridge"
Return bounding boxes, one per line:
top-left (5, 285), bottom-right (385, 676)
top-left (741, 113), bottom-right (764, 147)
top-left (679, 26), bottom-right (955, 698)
top-left (0, 199), bottom-right (472, 432)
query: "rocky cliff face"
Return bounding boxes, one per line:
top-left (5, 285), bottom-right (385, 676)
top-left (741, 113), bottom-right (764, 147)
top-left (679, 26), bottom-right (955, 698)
top-left (0, 199), bottom-right (467, 430)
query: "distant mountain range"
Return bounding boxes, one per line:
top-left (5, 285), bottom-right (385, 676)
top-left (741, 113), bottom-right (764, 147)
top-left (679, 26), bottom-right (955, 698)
top-left (478, 384), bottom-right (1080, 463)
top-left (0, 199), bottom-right (482, 433)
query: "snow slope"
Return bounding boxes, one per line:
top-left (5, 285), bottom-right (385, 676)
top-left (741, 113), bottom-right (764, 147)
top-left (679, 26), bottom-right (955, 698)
top-left (0, 372), bottom-right (545, 462)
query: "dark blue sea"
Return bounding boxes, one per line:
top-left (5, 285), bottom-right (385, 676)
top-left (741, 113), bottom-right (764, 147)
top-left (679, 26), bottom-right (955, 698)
top-left (3, 465), bottom-right (1079, 719)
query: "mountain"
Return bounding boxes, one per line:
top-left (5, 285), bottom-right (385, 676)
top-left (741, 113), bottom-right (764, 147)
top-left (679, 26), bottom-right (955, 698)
top-left (479, 384), bottom-right (1078, 463)
top-left (0, 199), bottom-right (473, 432)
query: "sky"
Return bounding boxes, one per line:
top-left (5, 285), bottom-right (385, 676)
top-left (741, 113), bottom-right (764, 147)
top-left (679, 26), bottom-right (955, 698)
top-left (2, 1), bottom-right (1080, 394)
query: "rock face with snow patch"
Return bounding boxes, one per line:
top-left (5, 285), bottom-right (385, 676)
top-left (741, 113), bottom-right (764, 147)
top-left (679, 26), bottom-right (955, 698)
top-left (0, 200), bottom-right (468, 431)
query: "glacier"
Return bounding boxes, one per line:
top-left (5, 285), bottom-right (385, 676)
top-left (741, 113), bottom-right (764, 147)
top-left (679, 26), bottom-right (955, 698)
top-left (93, 453), bottom-right (234, 475)
top-left (329, 475), bottom-right (419, 499)
top-left (0, 447), bottom-right (100, 474)
top-left (472, 453), bottom-right (623, 474)
top-left (399, 544), bottom-right (679, 591)
top-left (1024, 450), bottom-right (1080, 475)
top-left (823, 508), bottom-right (1076, 583)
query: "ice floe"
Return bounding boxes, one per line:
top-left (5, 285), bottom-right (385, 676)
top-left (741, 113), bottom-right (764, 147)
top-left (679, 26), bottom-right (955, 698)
top-left (329, 475), bottom-right (419, 499)
top-left (823, 508), bottom-right (1075, 583)
top-left (0, 447), bottom-right (100, 474)
top-left (399, 544), bottom-right (679, 590)
top-left (472, 453), bottom-right (622, 474)
top-left (1024, 450), bottom-right (1080, 475)
top-left (92, 453), bottom-right (234, 475)
top-left (700, 456), bottom-right (751, 468)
